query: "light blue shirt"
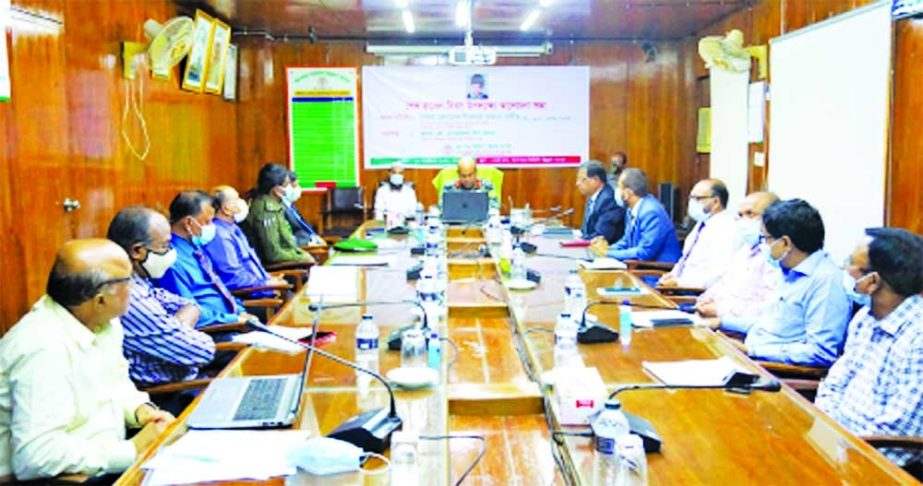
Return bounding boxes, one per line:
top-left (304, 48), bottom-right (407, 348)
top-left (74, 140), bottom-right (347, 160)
top-left (723, 250), bottom-right (850, 366)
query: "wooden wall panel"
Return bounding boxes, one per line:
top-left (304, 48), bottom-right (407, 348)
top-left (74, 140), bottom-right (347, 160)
top-left (236, 39), bottom-right (697, 231)
top-left (0, 0), bottom-right (242, 334)
top-left (889, 18), bottom-right (923, 234)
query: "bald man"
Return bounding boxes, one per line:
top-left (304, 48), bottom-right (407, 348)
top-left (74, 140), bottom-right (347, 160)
top-left (0, 239), bottom-right (174, 481)
top-left (442, 156), bottom-right (499, 209)
top-left (204, 186), bottom-right (287, 292)
top-left (374, 162), bottom-right (418, 221)
top-left (696, 192), bottom-right (782, 329)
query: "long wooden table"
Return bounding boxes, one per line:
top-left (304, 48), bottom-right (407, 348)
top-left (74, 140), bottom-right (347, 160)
top-left (116, 222), bottom-right (917, 485)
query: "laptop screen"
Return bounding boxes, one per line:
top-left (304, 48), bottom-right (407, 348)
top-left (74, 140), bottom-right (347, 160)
top-left (442, 191), bottom-right (489, 223)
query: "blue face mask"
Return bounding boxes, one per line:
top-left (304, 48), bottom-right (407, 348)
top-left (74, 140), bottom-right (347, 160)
top-left (191, 221), bottom-right (217, 247)
top-left (736, 218), bottom-right (762, 246)
top-left (760, 239), bottom-right (787, 270)
top-left (843, 271), bottom-right (874, 308)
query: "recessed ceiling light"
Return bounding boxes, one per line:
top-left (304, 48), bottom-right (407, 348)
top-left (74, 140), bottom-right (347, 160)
top-left (455, 0), bottom-right (470, 28)
top-left (402, 9), bottom-right (415, 33)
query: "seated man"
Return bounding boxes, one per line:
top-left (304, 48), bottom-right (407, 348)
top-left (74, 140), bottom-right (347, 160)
top-left (718, 199), bottom-right (850, 366)
top-left (696, 192), bottom-right (781, 324)
top-left (576, 160), bottom-right (624, 243)
top-left (0, 239), bottom-right (173, 481)
top-left (374, 162), bottom-right (418, 221)
top-left (156, 190), bottom-right (257, 328)
top-left (247, 163), bottom-right (315, 265)
top-left (590, 168), bottom-right (681, 264)
top-left (284, 171), bottom-right (324, 247)
top-left (607, 151), bottom-right (628, 189)
top-left (107, 206), bottom-right (216, 392)
top-left (815, 228), bottom-right (923, 474)
top-left (205, 186), bottom-right (287, 292)
top-left (442, 156), bottom-right (499, 209)
top-left (658, 178), bottom-right (739, 289)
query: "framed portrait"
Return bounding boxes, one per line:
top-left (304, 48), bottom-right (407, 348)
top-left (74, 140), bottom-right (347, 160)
top-left (182, 10), bottom-right (214, 93)
top-left (223, 44), bottom-right (238, 101)
top-left (204, 19), bottom-right (231, 95)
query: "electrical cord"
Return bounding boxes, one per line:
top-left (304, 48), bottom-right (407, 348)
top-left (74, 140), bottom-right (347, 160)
top-left (525, 327), bottom-right (554, 335)
top-left (419, 434), bottom-right (487, 486)
top-left (440, 336), bottom-right (460, 368)
top-left (542, 392), bottom-right (577, 486)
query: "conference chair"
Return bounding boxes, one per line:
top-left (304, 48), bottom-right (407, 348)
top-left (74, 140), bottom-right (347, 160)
top-left (431, 165), bottom-right (504, 204)
top-left (321, 187), bottom-right (367, 241)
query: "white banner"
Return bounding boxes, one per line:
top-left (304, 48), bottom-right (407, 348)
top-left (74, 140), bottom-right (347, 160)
top-left (0, 0), bottom-right (10, 102)
top-left (362, 66), bottom-right (589, 168)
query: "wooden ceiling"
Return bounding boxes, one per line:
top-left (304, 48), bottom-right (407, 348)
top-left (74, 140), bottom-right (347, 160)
top-left (176, 0), bottom-right (754, 40)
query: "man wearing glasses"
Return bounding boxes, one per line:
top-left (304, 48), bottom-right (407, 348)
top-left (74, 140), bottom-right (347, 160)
top-left (658, 178), bottom-right (739, 289)
top-left (697, 191), bottom-right (781, 326)
top-left (0, 239), bottom-right (175, 481)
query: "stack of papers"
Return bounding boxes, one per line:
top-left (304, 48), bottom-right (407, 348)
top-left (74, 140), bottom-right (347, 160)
top-left (142, 430), bottom-right (310, 485)
top-left (328, 255), bottom-right (395, 267)
top-left (578, 257), bottom-right (627, 270)
top-left (631, 310), bottom-right (701, 328)
top-left (642, 356), bottom-right (747, 387)
top-left (232, 325), bottom-right (312, 353)
top-left (306, 266), bottom-right (359, 303)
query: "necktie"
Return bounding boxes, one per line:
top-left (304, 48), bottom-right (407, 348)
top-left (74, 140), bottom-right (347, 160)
top-left (194, 249), bottom-right (238, 313)
top-left (674, 221), bottom-right (706, 276)
top-left (583, 197), bottom-right (593, 233)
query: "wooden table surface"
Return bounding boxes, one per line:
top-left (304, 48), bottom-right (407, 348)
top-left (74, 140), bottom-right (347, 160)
top-left (116, 223), bottom-right (917, 485)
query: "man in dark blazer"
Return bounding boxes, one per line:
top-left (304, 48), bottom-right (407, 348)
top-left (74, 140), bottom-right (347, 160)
top-left (577, 160), bottom-right (625, 243)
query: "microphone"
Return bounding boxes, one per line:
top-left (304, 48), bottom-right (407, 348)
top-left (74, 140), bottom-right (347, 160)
top-left (246, 319), bottom-right (403, 453)
top-left (595, 377), bottom-right (782, 453)
top-left (575, 301), bottom-right (621, 344)
top-left (510, 208), bottom-right (575, 236)
top-left (308, 299), bottom-right (429, 351)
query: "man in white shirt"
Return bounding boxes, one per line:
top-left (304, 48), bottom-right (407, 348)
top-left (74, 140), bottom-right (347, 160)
top-left (658, 178), bottom-right (739, 289)
top-left (374, 162), bottom-right (418, 221)
top-left (0, 239), bottom-right (174, 482)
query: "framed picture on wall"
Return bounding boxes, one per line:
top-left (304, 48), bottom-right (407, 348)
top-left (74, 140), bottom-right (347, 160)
top-left (182, 10), bottom-right (214, 92)
top-left (204, 19), bottom-right (231, 95)
top-left (223, 44), bottom-right (238, 101)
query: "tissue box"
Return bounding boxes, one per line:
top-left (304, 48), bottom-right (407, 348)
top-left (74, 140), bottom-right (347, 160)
top-left (554, 367), bottom-right (607, 425)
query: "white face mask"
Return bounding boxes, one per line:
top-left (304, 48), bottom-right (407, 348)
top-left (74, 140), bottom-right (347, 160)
top-left (390, 173), bottom-right (404, 187)
top-left (233, 200), bottom-right (249, 223)
top-left (736, 218), bottom-right (762, 246)
top-left (688, 199), bottom-right (709, 222)
top-left (284, 185), bottom-right (302, 203)
top-left (141, 248), bottom-right (177, 279)
top-left (287, 437), bottom-right (371, 476)
top-left (614, 187), bottom-right (626, 208)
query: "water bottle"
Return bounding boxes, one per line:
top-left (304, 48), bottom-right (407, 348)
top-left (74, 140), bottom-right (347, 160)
top-left (415, 202), bottom-right (425, 227)
top-left (424, 223), bottom-right (440, 257)
top-left (593, 400), bottom-right (631, 485)
top-left (616, 434), bottom-right (649, 486)
top-left (390, 431), bottom-right (420, 486)
top-left (511, 247), bottom-right (527, 281)
top-left (564, 270), bottom-right (582, 313)
top-left (570, 278), bottom-right (588, 318)
top-left (427, 330), bottom-right (442, 372)
top-left (553, 312), bottom-right (581, 369)
top-left (417, 275), bottom-right (441, 329)
top-left (619, 300), bottom-right (633, 346)
top-left (355, 314), bottom-right (380, 395)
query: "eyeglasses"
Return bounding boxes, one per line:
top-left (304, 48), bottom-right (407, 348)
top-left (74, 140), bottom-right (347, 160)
top-left (94, 276), bottom-right (131, 295)
top-left (145, 243), bottom-right (173, 255)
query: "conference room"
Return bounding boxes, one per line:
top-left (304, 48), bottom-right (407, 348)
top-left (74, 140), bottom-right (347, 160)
top-left (1, 0), bottom-right (921, 484)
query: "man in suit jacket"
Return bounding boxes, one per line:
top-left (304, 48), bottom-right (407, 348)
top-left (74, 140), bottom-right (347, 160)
top-left (591, 168), bottom-right (681, 264)
top-left (577, 160), bottom-right (625, 243)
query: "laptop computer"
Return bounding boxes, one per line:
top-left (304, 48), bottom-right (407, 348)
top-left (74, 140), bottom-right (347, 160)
top-left (442, 191), bottom-right (489, 224)
top-left (187, 345), bottom-right (313, 429)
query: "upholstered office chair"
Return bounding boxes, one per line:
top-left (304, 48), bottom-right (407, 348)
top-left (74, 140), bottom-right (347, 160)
top-left (321, 187), bottom-right (367, 240)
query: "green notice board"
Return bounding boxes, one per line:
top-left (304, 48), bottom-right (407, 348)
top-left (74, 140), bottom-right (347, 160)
top-left (286, 68), bottom-right (359, 190)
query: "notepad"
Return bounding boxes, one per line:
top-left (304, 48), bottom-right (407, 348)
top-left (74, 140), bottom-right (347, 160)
top-left (578, 257), bottom-right (627, 270)
top-left (642, 356), bottom-right (747, 387)
top-left (328, 255), bottom-right (395, 267)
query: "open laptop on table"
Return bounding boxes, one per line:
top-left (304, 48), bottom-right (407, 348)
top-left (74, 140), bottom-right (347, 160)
top-left (442, 191), bottom-right (489, 224)
top-left (187, 343), bottom-right (313, 429)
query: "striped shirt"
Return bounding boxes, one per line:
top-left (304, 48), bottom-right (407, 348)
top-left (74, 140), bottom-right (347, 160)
top-left (121, 275), bottom-right (216, 385)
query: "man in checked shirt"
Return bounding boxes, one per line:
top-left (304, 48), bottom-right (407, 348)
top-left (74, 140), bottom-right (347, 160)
top-left (816, 227), bottom-right (923, 478)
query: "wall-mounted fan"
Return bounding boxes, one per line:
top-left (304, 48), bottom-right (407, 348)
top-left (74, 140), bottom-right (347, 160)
top-left (698, 29), bottom-right (751, 73)
top-left (122, 17), bottom-right (194, 80)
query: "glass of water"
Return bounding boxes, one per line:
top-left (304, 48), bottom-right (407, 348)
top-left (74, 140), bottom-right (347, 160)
top-left (401, 329), bottom-right (427, 368)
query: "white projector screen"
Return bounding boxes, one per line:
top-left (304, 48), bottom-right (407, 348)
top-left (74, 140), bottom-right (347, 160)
top-left (362, 66), bottom-right (589, 168)
top-left (768, 0), bottom-right (891, 261)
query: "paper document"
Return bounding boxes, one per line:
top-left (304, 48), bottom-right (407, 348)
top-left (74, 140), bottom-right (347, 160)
top-left (328, 255), bottom-right (395, 267)
top-left (306, 266), bottom-right (359, 302)
top-left (142, 430), bottom-right (309, 485)
top-left (596, 286), bottom-right (648, 298)
top-left (232, 325), bottom-right (311, 353)
top-left (578, 257), bottom-right (627, 271)
top-left (631, 310), bottom-right (701, 328)
top-left (642, 356), bottom-right (747, 387)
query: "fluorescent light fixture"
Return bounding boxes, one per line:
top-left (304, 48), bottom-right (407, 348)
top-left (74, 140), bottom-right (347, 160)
top-left (366, 41), bottom-right (552, 58)
top-left (539, 0), bottom-right (553, 7)
top-left (10, 6), bottom-right (62, 34)
top-left (401, 9), bottom-right (415, 33)
top-left (395, 0), bottom-right (409, 8)
top-left (455, 0), bottom-right (469, 28)
top-left (519, 8), bottom-right (541, 32)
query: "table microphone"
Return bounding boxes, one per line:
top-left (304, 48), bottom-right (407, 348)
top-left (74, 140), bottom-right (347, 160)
top-left (308, 300), bottom-right (429, 351)
top-left (576, 301), bottom-right (621, 344)
top-left (594, 377), bottom-right (782, 453)
top-left (245, 319), bottom-right (403, 453)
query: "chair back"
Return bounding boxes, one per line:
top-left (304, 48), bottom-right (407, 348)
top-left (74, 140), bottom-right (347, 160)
top-left (328, 187), bottom-right (365, 213)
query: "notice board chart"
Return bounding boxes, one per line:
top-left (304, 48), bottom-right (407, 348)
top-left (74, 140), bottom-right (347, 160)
top-left (286, 67), bottom-right (359, 190)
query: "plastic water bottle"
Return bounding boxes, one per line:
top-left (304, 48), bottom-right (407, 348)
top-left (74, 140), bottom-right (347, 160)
top-left (424, 223), bottom-right (440, 257)
top-left (564, 270), bottom-right (582, 313)
top-left (554, 312), bottom-right (581, 369)
top-left (355, 314), bottom-right (380, 395)
top-left (616, 434), bottom-right (648, 486)
top-left (415, 202), bottom-right (425, 227)
top-left (511, 247), bottom-right (527, 281)
top-left (427, 330), bottom-right (442, 372)
top-left (619, 300), bottom-right (633, 346)
top-left (570, 278), bottom-right (588, 318)
top-left (390, 432), bottom-right (420, 486)
top-left (593, 400), bottom-right (631, 485)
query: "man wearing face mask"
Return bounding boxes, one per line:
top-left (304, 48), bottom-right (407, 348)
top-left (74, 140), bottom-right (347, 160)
top-left (719, 199), bottom-right (850, 366)
top-left (247, 163), bottom-right (314, 265)
top-left (374, 162), bottom-right (418, 221)
top-left (203, 186), bottom-right (288, 293)
top-left (107, 206), bottom-right (216, 405)
top-left (697, 192), bottom-right (780, 325)
top-left (590, 168), bottom-right (681, 264)
top-left (657, 178), bottom-right (738, 289)
top-left (156, 191), bottom-right (258, 328)
top-left (816, 228), bottom-right (923, 475)
top-left (284, 171), bottom-right (325, 247)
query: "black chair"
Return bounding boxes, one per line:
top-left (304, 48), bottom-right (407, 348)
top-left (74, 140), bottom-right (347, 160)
top-left (321, 187), bottom-right (367, 241)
